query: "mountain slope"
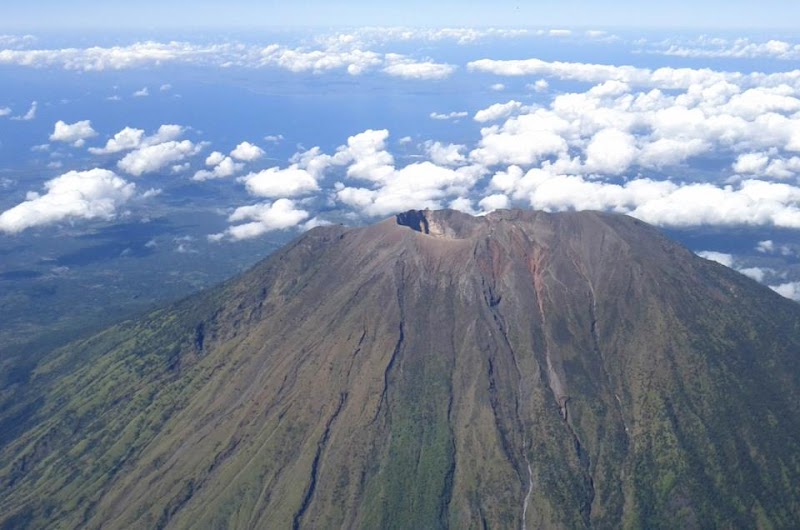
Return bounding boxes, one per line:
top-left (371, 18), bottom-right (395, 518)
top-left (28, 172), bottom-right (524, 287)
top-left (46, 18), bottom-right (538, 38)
top-left (2, 209), bottom-right (800, 529)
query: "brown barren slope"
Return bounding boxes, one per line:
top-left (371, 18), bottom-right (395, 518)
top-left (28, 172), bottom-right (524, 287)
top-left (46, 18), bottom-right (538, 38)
top-left (1, 209), bottom-right (800, 529)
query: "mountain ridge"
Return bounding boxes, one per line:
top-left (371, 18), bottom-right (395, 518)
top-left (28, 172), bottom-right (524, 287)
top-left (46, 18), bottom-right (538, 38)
top-left (2, 209), bottom-right (799, 529)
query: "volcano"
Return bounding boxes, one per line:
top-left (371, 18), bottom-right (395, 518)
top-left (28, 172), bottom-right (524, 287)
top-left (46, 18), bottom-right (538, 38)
top-left (2, 209), bottom-right (800, 529)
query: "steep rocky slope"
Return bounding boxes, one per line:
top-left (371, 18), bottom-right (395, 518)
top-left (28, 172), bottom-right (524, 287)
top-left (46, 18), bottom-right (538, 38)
top-left (2, 209), bottom-right (799, 529)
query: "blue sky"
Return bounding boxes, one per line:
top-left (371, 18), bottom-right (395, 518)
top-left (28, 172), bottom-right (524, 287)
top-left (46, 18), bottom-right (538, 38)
top-left (1, 18), bottom-right (800, 312)
top-left (3, 0), bottom-right (800, 30)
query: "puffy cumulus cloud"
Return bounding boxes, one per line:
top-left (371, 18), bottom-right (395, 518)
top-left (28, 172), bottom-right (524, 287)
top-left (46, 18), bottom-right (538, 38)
top-left (382, 56), bottom-right (456, 80)
top-left (210, 199), bottom-right (309, 241)
top-left (696, 251), bottom-right (772, 282)
top-left (470, 117), bottom-right (569, 167)
top-left (193, 156), bottom-right (243, 181)
top-left (0, 34), bottom-right (36, 48)
top-left (230, 141), bottom-right (265, 162)
top-left (89, 124), bottom-right (185, 155)
top-left (0, 169), bottom-right (135, 233)
top-left (478, 193), bottom-right (511, 213)
top-left (466, 56), bottom-right (800, 93)
top-left (11, 101), bottom-right (37, 121)
top-left (474, 100), bottom-right (526, 123)
top-left (88, 127), bottom-right (144, 154)
top-left (0, 41), bottom-right (251, 71)
top-left (466, 74), bottom-right (800, 178)
top-left (733, 152), bottom-right (800, 179)
top-left (335, 162), bottom-right (485, 216)
top-left (529, 79), bottom-right (550, 92)
top-left (239, 167), bottom-right (319, 197)
top-left (645, 36), bottom-right (800, 61)
top-left (756, 239), bottom-right (796, 256)
top-left (490, 167), bottom-right (800, 229)
top-left (192, 140), bottom-right (266, 181)
top-left (0, 36), bottom-right (449, 79)
top-left (260, 43), bottom-right (382, 75)
top-left (330, 130), bottom-right (486, 217)
top-left (332, 129), bottom-right (395, 181)
top-left (584, 129), bottom-right (638, 175)
top-left (0, 107), bottom-right (10, 117)
top-left (430, 111), bottom-right (468, 121)
top-left (118, 140), bottom-right (200, 176)
top-left (205, 151), bottom-right (226, 166)
top-left (771, 281), bottom-right (800, 301)
top-left (738, 267), bottom-right (767, 282)
top-left (133, 87), bottom-right (149, 97)
top-left (756, 240), bottom-right (776, 253)
top-left (448, 197), bottom-right (478, 214)
top-left (326, 28), bottom-right (535, 47)
top-left (49, 120), bottom-right (97, 147)
top-left (425, 141), bottom-right (467, 167)
top-left (696, 251), bottom-right (734, 267)
top-left (231, 144), bottom-right (333, 197)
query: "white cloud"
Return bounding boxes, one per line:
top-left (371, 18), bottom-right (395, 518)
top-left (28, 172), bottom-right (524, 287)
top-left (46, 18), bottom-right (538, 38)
top-left (549, 29), bottom-right (572, 37)
top-left (89, 124), bottom-right (184, 156)
top-left (49, 120), bottom-right (97, 147)
top-left (584, 128), bottom-right (637, 175)
top-left (133, 87), bottom-right (149, 97)
top-left (330, 129), bottom-right (486, 217)
top-left (193, 156), bottom-right (243, 181)
top-left (0, 107), bottom-right (10, 117)
top-left (770, 281), bottom-right (800, 301)
top-left (335, 161), bottom-right (484, 216)
top-left (465, 56), bottom-right (800, 93)
top-left (738, 267), bottom-right (767, 282)
top-left (756, 240), bottom-right (775, 253)
top-left (490, 83), bottom-right (505, 91)
top-left (238, 167), bottom-right (319, 196)
top-left (205, 151), bottom-right (225, 166)
top-left (474, 100), bottom-right (525, 123)
top-left (430, 111), bottom-right (468, 121)
top-left (470, 118), bottom-right (569, 167)
top-left (211, 199), bottom-right (309, 241)
top-left (118, 140), bottom-right (200, 176)
top-left (160, 83), bottom-right (172, 91)
top-left (11, 101), bottom-right (37, 121)
top-left (0, 41), bottom-right (246, 71)
top-left (478, 193), bottom-right (511, 212)
top-left (646, 37), bottom-right (800, 61)
top-left (88, 127), bottom-right (145, 154)
top-left (0, 169), bottom-right (135, 233)
top-left (230, 141), bottom-right (265, 162)
top-left (382, 54), bottom-right (456, 80)
top-left (756, 239), bottom-right (796, 256)
top-left (0, 34), bottom-right (36, 48)
top-left (260, 43), bottom-right (382, 75)
top-left (733, 152), bottom-right (800, 179)
top-left (301, 216), bottom-right (332, 231)
top-left (425, 141), bottom-right (466, 166)
top-left (529, 79), bottom-right (549, 92)
top-left (264, 134), bottom-right (284, 143)
top-left (696, 251), bottom-right (734, 267)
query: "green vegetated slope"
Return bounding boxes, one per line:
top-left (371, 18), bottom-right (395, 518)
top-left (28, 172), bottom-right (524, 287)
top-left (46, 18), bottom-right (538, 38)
top-left (1, 209), bottom-right (799, 529)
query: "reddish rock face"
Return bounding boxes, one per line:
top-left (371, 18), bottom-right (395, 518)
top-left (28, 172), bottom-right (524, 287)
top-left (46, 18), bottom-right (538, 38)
top-left (2, 209), bottom-right (800, 530)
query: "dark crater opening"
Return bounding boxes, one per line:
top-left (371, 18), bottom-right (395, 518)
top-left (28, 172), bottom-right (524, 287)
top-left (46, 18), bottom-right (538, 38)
top-left (396, 210), bottom-right (430, 234)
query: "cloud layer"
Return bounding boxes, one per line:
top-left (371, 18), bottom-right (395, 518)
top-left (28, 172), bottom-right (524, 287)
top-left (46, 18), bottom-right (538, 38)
top-left (0, 169), bottom-right (136, 233)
